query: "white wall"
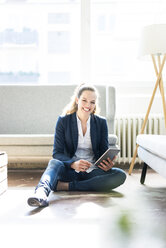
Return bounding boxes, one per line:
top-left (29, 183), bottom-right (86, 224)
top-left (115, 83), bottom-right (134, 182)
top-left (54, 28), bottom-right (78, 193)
top-left (112, 82), bottom-right (165, 116)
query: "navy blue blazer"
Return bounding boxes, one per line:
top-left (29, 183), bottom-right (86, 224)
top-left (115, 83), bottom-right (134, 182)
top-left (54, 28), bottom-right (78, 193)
top-left (52, 112), bottom-right (109, 168)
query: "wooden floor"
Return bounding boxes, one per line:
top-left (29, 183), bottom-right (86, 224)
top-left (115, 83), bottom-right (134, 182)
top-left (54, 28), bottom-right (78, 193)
top-left (0, 169), bottom-right (166, 248)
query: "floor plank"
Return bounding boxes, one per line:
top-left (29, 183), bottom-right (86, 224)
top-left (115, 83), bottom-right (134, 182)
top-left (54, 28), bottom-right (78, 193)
top-left (0, 169), bottom-right (166, 248)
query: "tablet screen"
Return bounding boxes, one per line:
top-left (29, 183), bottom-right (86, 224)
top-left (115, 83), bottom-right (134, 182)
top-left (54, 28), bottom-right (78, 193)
top-left (94, 147), bottom-right (120, 167)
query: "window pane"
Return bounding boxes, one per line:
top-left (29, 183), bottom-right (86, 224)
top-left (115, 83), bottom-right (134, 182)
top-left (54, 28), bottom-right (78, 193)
top-left (91, 0), bottom-right (166, 85)
top-left (48, 31), bottom-right (70, 54)
top-left (0, 1), bottom-right (80, 84)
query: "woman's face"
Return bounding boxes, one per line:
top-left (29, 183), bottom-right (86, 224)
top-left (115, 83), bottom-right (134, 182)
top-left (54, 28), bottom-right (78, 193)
top-left (76, 90), bottom-right (97, 117)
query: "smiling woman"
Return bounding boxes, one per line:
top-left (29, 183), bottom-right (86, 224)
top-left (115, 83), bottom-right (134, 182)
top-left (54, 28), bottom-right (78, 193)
top-left (62, 83), bottom-right (99, 115)
top-left (27, 83), bottom-right (126, 208)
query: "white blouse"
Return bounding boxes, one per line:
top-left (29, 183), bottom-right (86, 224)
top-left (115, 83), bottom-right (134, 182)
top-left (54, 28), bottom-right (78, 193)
top-left (73, 115), bottom-right (96, 173)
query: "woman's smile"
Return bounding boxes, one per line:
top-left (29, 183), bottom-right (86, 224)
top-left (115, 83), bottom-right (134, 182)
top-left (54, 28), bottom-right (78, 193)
top-left (83, 107), bottom-right (90, 112)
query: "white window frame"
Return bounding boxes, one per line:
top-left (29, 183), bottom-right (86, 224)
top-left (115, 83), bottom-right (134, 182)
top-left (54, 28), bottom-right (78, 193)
top-left (80, 0), bottom-right (91, 82)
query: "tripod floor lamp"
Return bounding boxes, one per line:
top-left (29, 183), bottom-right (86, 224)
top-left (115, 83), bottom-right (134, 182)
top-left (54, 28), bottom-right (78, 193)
top-left (129, 24), bottom-right (166, 175)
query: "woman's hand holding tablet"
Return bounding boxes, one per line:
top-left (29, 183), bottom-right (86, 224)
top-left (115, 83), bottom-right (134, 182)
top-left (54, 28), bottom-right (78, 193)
top-left (94, 147), bottom-right (120, 171)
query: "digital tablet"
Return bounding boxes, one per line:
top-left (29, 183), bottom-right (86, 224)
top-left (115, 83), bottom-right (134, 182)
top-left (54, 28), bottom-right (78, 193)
top-left (94, 147), bottom-right (120, 167)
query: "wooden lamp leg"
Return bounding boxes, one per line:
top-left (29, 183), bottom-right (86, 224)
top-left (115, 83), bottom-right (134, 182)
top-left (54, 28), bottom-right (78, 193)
top-left (157, 55), bottom-right (166, 127)
top-left (152, 54), bottom-right (166, 127)
top-left (128, 54), bottom-right (166, 175)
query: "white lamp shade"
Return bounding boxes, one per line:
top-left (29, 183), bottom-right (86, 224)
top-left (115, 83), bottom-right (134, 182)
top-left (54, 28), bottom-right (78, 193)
top-left (139, 24), bottom-right (166, 57)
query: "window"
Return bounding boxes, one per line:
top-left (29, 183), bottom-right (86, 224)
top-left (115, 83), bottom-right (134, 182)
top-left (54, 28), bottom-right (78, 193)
top-left (91, 0), bottom-right (166, 85)
top-left (0, 0), bottom-right (80, 84)
top-left (0, 0), bottom-right (166, 85)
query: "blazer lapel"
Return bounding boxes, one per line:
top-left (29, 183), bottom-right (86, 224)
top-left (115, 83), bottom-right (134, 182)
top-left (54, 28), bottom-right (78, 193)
top-left (90, 114), bottom-right (97, 155)
top-left (71, 112), bottom-right (78, 153)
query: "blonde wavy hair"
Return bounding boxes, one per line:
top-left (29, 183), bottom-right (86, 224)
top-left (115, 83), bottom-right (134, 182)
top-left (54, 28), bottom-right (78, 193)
top-left (62, 83), bottom-right (100, 115)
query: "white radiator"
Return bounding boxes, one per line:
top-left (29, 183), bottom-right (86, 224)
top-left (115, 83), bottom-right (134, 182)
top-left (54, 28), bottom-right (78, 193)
top-left (115, 115), bottom-right (165, 164)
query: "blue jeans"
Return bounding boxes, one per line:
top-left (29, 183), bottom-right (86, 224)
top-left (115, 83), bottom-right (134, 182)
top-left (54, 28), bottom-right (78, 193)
top-left (36, 159), bottom-right (126, 196)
